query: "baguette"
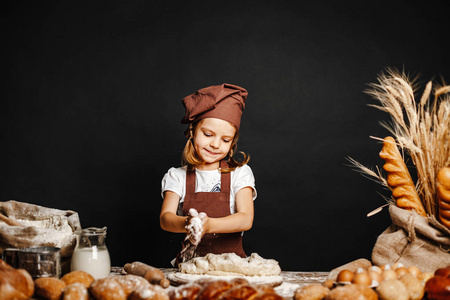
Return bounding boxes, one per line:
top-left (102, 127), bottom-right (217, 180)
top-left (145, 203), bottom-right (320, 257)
top-left (437, 167), bottom-right (450, 229)
top-left (379, 136), bottom-right (426, 216)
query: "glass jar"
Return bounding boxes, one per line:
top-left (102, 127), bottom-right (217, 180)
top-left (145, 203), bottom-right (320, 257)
top-left (70, 227), bottom-right (111, 279)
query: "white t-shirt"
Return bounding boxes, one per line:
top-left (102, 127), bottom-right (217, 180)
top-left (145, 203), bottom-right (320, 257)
top-left (161, 164), bottom-right (257, 216)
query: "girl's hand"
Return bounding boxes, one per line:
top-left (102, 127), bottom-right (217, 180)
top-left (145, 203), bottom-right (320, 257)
top-left (185, 208), bottom-right (207, 245)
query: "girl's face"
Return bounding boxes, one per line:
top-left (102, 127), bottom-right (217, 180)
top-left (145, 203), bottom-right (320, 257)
top-left (193, 118), bottom-right (236, 170)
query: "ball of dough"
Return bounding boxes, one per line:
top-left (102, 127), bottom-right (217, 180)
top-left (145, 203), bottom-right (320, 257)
top-left (294, 284), bottom-right (329, 300)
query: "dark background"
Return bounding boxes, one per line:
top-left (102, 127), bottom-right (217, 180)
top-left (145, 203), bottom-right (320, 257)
top-left (1, 0), bottom-right (449, 271)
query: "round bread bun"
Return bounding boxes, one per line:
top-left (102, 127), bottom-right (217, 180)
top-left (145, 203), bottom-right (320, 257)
top-left (61, 270), bottom-right (95, 288)
top-left (34, 277), bottom-right (67, 300)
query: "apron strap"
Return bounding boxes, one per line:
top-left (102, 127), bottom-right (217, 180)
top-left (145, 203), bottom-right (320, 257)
top-left (185, 160), bottom-right (230, 196)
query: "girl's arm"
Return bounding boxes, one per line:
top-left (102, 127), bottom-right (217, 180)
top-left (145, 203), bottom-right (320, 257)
top-left (203, 187), bottom-right (254, 234)
top-left (160, 191), bottom-right (188, 233)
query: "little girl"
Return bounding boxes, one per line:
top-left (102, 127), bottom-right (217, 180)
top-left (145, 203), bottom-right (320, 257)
top-left (160, 83), bottom-right (256, 266)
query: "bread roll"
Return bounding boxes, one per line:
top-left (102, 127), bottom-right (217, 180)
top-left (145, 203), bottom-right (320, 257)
top-left (112, 274), bottom-right (152, 296)
top-left (252, 292), bottom-right (284, 300)
top-left (437, 167), bottom-right (450, 229)
top-left (294, 284), bottom-right (329, 300)
top-left (219, 285), bottom-right (259, 300)
top-left (89, 274), bottom-right (170, 300)
top-left (425, 275), bottom-right (450, 300)
top-left (34, 277), bottom-right (67, 300)
top-left (89, 277), bottom-right (127, 300)
top-left (379, 136), bottom-right (426, 216)
top-left (168, 283), bottom-right (202, 300)
top-left (254, 284), bottom-right (276, 294)
top-left (196, 280), bottom-right (233, 300)
top-left (129, 284), bottom-right (170, 300)
top-left (326, 284), bottom-right (377, 300)
top-left (167, 278), bottom-right (283, 300)
top-left (399, 273), bottom-right (425, 300)
top-left (61, 270), bottom-right (95, 288)
top-left (63, 282), bottom-right (89, 300)
top-left (0, 259), bottom-right (34, 300)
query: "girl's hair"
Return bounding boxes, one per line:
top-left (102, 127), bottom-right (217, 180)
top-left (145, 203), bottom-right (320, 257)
top-left (181, 120), bottom-right (250, 172)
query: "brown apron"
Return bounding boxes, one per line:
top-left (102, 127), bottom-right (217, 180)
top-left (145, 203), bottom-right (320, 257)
top-left (177, 160), bottom-right (246, 263)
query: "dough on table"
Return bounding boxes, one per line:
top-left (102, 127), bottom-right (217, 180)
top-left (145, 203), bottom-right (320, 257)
top-left (179, 253), bottom-right (281, 277)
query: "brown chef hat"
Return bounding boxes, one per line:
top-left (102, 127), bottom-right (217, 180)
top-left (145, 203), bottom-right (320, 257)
top-left (181, 83), bottom-right (248, 129)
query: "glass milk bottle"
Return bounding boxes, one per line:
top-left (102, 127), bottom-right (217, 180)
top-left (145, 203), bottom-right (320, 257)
top-left (71, 227), bottom-right (111, 279)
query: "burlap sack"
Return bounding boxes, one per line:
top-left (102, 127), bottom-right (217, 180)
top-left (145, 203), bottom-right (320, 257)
top-left (372, 204), bottom-right (450, 272)
top-left (0, 200), bottom-right (81, 258)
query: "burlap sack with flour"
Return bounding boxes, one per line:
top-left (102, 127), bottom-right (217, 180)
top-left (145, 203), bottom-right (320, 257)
top-left (372, 204), bottom-right (450, 272)
top-left (0, 200), bottom-right (81, 258)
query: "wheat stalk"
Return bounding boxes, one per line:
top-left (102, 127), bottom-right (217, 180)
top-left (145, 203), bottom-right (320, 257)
top-left (350, 69), bottom-right (450, 217)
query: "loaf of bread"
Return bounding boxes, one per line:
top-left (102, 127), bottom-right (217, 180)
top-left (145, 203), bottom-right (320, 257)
top-left (168, 278), bottom-right (283, 300)
top-left (34, 277), bottom-right (67, 300)
top-left (379, 136), bottom-right (427, 216)
top-left (425, 266), bottom-right (450, 300)
top-left (437, 167), bottom-right (450, 229)
top-left (0, 259), bottom-right (34, 300)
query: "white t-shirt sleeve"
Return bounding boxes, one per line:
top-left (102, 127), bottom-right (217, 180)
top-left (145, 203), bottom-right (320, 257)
top-left (161, 167), bottom-right (186, 200)
top-left (232, 164), bottom-right (257, 200)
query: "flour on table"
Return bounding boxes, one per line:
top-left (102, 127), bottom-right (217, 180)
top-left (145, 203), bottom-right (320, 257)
top-left (179, 252), bottom-right (281, 277)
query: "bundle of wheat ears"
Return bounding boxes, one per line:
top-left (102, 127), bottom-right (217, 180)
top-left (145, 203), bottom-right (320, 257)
top-left (349, 69), bottom-right (450, 224)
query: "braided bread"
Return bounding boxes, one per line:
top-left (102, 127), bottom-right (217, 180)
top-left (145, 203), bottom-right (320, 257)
top-left (437, 167), bottom-right (450, 229)
top-left (379, 136), bottom-right (426, 216)
top-left (169, 278), bottom-right (283, 300)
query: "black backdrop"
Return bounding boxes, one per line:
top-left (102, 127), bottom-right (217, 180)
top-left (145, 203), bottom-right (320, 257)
top-left (1, 0), bottom-right (449, 271)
